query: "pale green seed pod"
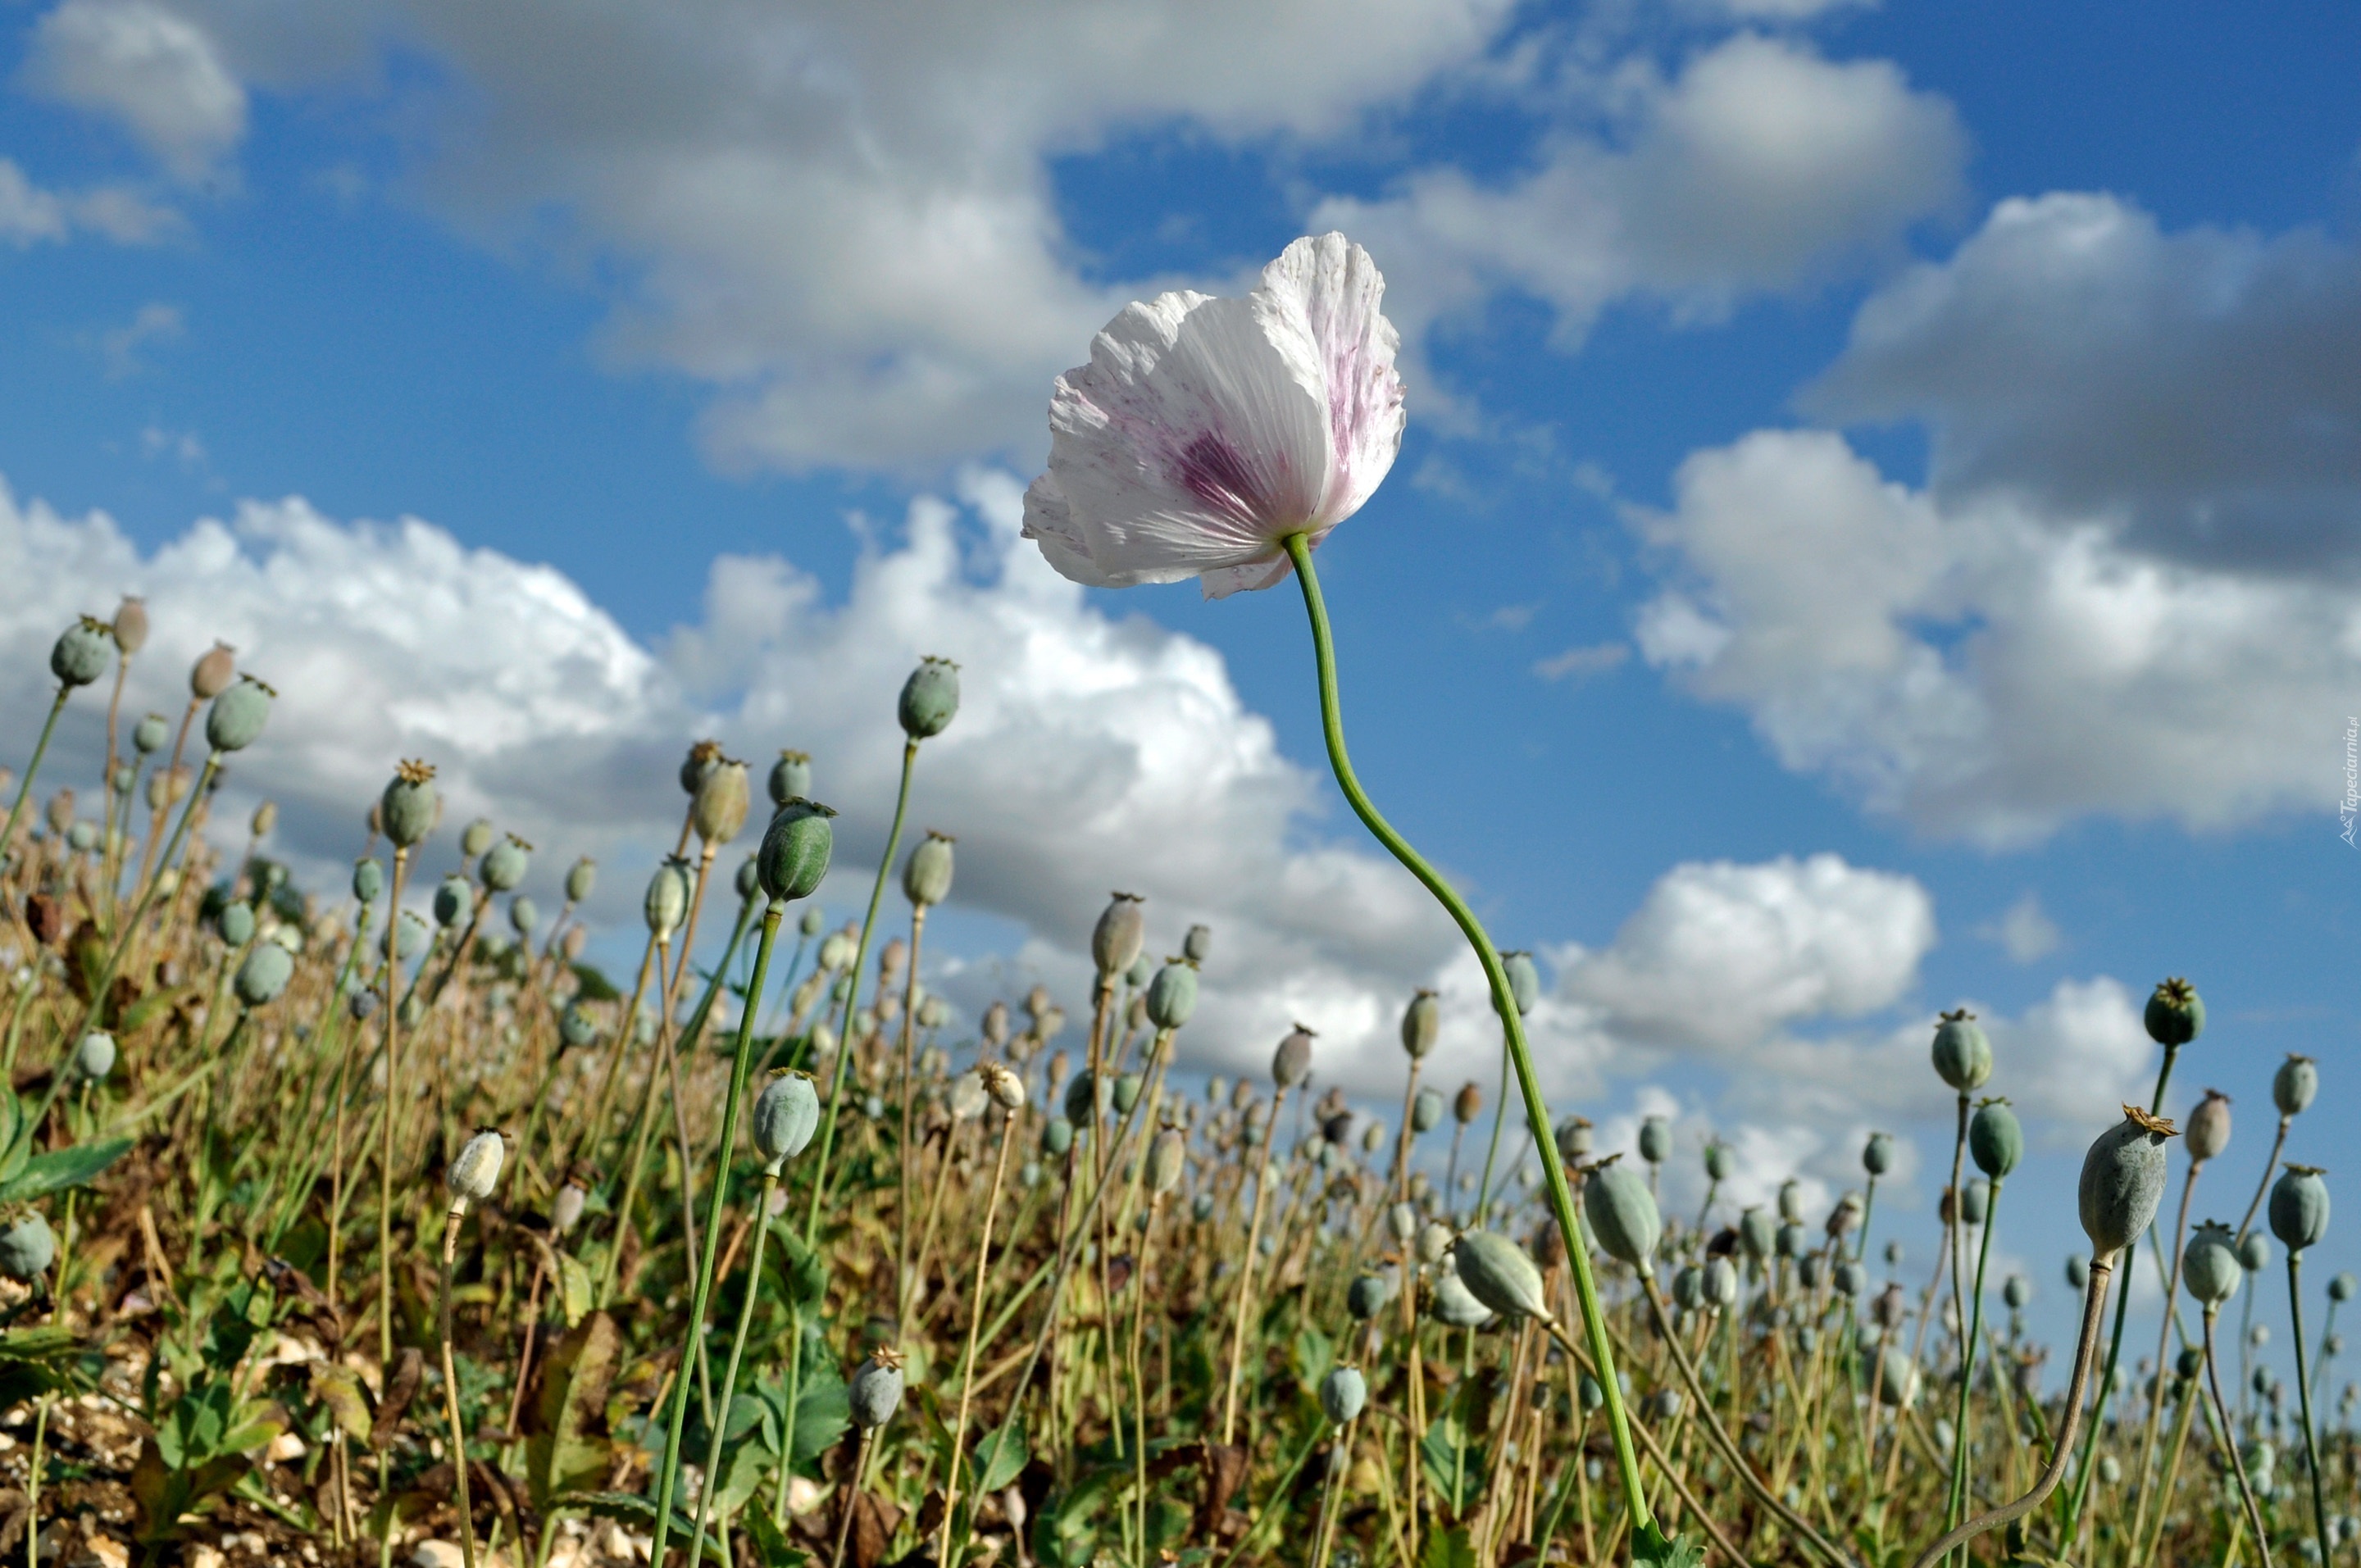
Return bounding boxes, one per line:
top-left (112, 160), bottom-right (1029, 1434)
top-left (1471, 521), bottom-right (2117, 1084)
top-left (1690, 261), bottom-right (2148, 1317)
top-left (2331, 1272), bottom-right (2357, 1303)
top-left (1554, 1115), bottom-right (1591, 1163)
top-left (768, 750), bottom-right (812, 807)
top-left (1412, 1087), bottom-right (1444, 1134)
top-left (0, 1212), bottom-right (57, 1280)
top-left (381, 761), bottom-right (439, 848)
top-left (849, 1354), bottom-right (905, 1428)
top-left (461, 818), bottom-right (496, 859)
top-left (447, 1129), bottom-right (505, 1204)
top-left (394, 910), bottom-right (430, 962)
top-left (1797, 1254), bottom-right (1825, 1291)
top-left (1147, 1129), bottom-right (1186, 1196)
top-left (2066, 1253), bottom-right (2089, 1291)
top-left (66, 821), bottom-right (96, 853)
top-left (1739, 1207), bottom-right (1776, 1261)
top-left (2270, 1166), bottom-right (2330, 1254)
top-left (434, 875), bottom-right (473, 928)
top-left (1417, 1220), bottom-right (1453, 1267)
top-left (1931, 1009), bottom-right (1993, 1092)
top-left (645, 860), bottom-right (691, 939)
top-left (753, 1071), bottom-right (821, 1168)
top-left (1776, 1221), bottom-right (1805, 1259)
top-left (481, 834), bottom-right (530, 892)
top-left (73, 1031), bottom-right (116, 1082)
top-left (1146, 961), bottom-right (1198, 1030)
top-left (2003, 1274), bottom-right (2032, 1310)
top-left (50, 618), bottom-right (111, 688)
top-left (1125, 953), bottom-right (1153, 991)
top-left (510, 895), bottom-right (539, 936)
top-left (1401, 989), bottom-right (1440, 1058)
top-left (1348, 1274), bottom-right (1395, 1320)
top-left (559, 1002), bottom-right (598, 1048)
top-left (898, 657), bottom-right (960, 739)
top-left (2182, 1221), bottom-right (2242, 1305)
top-left (234, 942), bottom-right (294, 1007)
top-left (1273, 1025), bottom-right (1314, 1089)
top-left (693, 760), bottom-right (752, 846)
top-left (1877, 1347), bottom-right (1920, 1407)
top-left (1584, 1163), bottom-right (1661, 1268)
top-left (1970, 1100), bottom-right (2022, 1179)
top-left (2276, 1055), bottom-right (2318, 1117)
top-left (2078, 1106), bottom-right (2177, 1257)
top-left (758, 799), bottom-right (836, 902)
top-left (1863, 1131), bottom-right (1895, 1175)
top-left (1501, 951), bottom-right (1540, 1016)
top-left (1319, 1366), bottom-right (1367, 1425)
top-left (132, 712), bottom-right (168, 754)
top-left (2144, 977), bottom-right (2205, 1047)
top-left (1673, 1265), bottom-right (1705, 1311)
top-left (1833, 1260), bottom-right (1866, 1298)
top-left (1042, 1117), bottom-right (1074, 1157)
top-left (903, 831), bottom-right (954, 907)
top-left (1091, 893), bottom-right (1145, 978)
top-left (1456, 1231), bottom-right (1549, 1320)
top-left (1112, 1074), bottom-right (1142, 1115)
top-left (1960, 1178), bottom-right (1990, 1227)
top-left (735, 857), bottom-right (761, 902)
top-left (1431, 1269), bottom-right (1494, 1329)
top-left (205, 677), bottom-right (273, 753)
top-left (1704, 1142), bottom-right (1731, 1183)
top-left (353, 857), bottom-right (384, 904)
top-left (1637, 1116), bottom-right (1672, 1166)
top-left (1183, 924), bottom-right (1212, 963)
top-left (1704, 1257), bottom-right (1739, 1308)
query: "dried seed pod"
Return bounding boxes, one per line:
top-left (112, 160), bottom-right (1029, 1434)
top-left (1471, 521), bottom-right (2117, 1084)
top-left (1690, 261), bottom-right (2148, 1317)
top-left (693, 760), bottom-right (752, 846)
top-left (849, 1351), bottom-right (906, 1428)
top-left (204, 676), bottom-right (274, 753)
top-left (2144, 976), bottom-right (2205, 1047)
top-left (1319, 1366), bottom-right (1367, 1425)
top-left (1931, 1009), bottom-right (1993, 1093)
top-left (250, 800), bottom-right (277, 839)
top-left (190, 641), bottom-right (236, 699)
top-left (2078, 1104), bottom-right (2177, 1257)
top-left (980, 1062), bottom-right (1026, 1111)
top-left (1400, 989), bottom-right (1440, 1058)
top-left (1970, 1100), bottom-right (2022, 1179)
top-left (2276, 1054), bottom-right (2318, 1117)
top-left (111, 596), bottom-right (148, 653)
top-left (1272, 1025), bottom-right (1314, 1089)
top-left (898, 657), bottom-right (961, 739)
top-left (679, 739), bottom-right (723, 796)
top-left (768, 750), bottom-right (812, 807)
top-left (1584, 1162), bottom-right (1661, 1268)
top-left (753, 1071), bottom-right (822, 1167)
top-left (2182, 1221), bottom-right (2242, 1306)
top-left (381, 761), bottom-right (439, 848)
top-left (481, 834), bottom-right (530, 892)
top-left (1146, 1129), bottom-right (1186, 1195)
top-left (447, 1129), bottom-right (506, 1205)
top-left (2186, 1089), bottom-right (2231, 1162)
top-left (1146, 960), bottom-right (1198, 1029)
top-left (1090, 892), bottom-right (1145, 978)
top-left (50, 618), bottom-right (112, 688)
top-left (2270, 1166), bottom-right (2330, 1254)
top-left (1455, 1081), bottom-right (1483, 1125)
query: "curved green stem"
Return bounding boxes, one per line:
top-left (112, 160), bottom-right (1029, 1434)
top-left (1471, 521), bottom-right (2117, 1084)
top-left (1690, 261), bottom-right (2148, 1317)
top-left (2290, 1252), bottom-right (2335, 1568)
top-left (1945, 1178), bottom-right (2001, 1560)
top-left (0, 686), bottom-right (70, 890)
top-left (1282, 533), bottom-right (1658, 1546)
top-left (687, 1167), bottom-right (781, 1568)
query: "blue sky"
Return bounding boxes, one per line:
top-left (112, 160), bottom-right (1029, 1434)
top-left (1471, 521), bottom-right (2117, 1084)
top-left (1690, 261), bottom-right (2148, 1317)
top-left (2, 0), bottom-right (2358, 1371)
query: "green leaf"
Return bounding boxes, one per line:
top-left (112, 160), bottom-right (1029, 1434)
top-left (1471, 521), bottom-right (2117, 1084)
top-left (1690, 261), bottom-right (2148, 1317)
top-left (789, 1356), bottom-right (848, 1470)
top-left (525, 1311), bottom-right (621, 1512)
top-left (1291, 1325), bottom-right (1334, 1392)
top-left (973, 1414), bottom-right (1027, 1495)
top-left (1418, 1415), bottom-right (1482, 1517)
top-left (554, 1252), bottom-right (595, 1329)
top-left (744, 1507), bottom-right (814, 1567)
top-left (0, 1137), bottom-right (132, 1203)
top-left (1632, 1523), bottom-right (1707, 1568)
top-left (1418, 1526), bottom-right (1476, 1568)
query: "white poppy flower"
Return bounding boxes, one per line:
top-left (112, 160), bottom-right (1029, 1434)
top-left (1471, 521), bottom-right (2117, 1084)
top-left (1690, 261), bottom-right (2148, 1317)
top-left (1022, 232), bottom-right (1405, 598)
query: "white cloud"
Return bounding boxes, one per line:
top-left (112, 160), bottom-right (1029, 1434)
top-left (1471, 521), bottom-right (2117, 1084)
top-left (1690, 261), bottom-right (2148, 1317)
top-left (0, 157), bottom-right (181, 248)
top-left (1982, 892), bottom-right (2060, 963)
top-left (98, 302), bottom-right (184, 378)
top-left (1312, 34), bottom-right (1965, 347)
top-left (1635, 425), bottom-right (2361, 843)
top-left (25, 0), bottom-right (248, 184)
top-left (1533, 641), bottom-right (1627, 681)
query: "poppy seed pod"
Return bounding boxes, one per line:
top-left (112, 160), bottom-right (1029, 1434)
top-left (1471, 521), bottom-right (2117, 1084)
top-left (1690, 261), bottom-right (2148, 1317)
top-left (111, 595), bottom-right (148, 654)
top-left (767, 750), bottom-right (812, 808)
top-left (1348, 1274), bottom-right (1395, 1320)
top-left (0, 1212), bottom-right (57, 1280)
top-left (1834, 1260), bottom-right (1867, 1298)
top-left (1412, 1087), bottom-right (1444, 1134)
top-left (132, 712), bottom-right (168, 754)
top-left (1431, 1270), bottom-right (1494, 1329)
top-left (73, 1030), bottom-right (116, 1082)
top-left (1668, 1266), bottom-right (1703, 1311)
top-left (1320, 1365), bottom-right (1367, 1425)
top-left (1776, 1221), bottom-right (1805, 1259)
top-left (1705, 1256), bottom-right (1740, 1309)
top-left (1777, 1179), bottom-right (1804, 1224)
top-left (2078, 1105), bottom-right (2178, 1257)
top-left (394, 911), bottom-right (430, 962)
top-left (560, 1003), bottom-right (598, 1048)
top-left (1960, 1179), bottom-right (1991, 1227)
top-left (2186, 1090), bottom-right (2231, 1162)
top-left (1637, 1116), bottom-right (1672, 1166)
top-left (2275, 1055), bottom-right (2318, 1117)
top-left (381, 761), bottom-right (439, 848)
top-left (753, 1072), bottom-right (822, 1168)
top-left (1400, 989), bottom-right (1440, 1057)
top-left (1877, 1348), bottom-right (1921, 1408)
top-left (903, 831), bottom-right (954, 907)
top-left (1455, 1231), bottom-right (1550, 1320)
top-left (234, 942), bottom-right (294, 1007)
top-left (510, 895), bottom-right (539, 936)
top-left (434, 875), bottom-right (473, 928)
top-left (2145, 977), bottom-right (2205, 1047)
top-left (189, 642), bottom-right (237, 699)
top-left (2003, 1274), bottom-right (2033, 1310)
top-left (758, 799), bottom-right (835, 902)
top-left (1546, 1116), bottom-right (1587, 1164)
top-left (1797, 1253), bottom-right (1825, 1290)
top-left (1147, 1128), bottom-right (1186, 1195)
top-left (1492, 952), bottom-right (1538, 1021)
top-left (66, 821), bottom-right (96, 853)
top-left (2331, 1271), bottom-right (2358, 1302)
top-left (1931, 1009), bottom-right (1993, 1093)
top-left (1272, 1025), bottom-right (1314, 1089)
top-left (1970, 1100), bottom-right (2023, 1179)
top-left (798, 905), bottom-right (825, 939)
top-left (1863, 1131), bottom-right (1895, 1176)
top-left (1740, 1207), bottom-right (1776, 1261)
top-left (447, 1129), bottom-right (506, 1205)
top-left (1091, 893), bottom-right (1145, 978)
top-left (1042, 1117), bottom-right (1074, 1157)
top-left (481, 834), bottom-right (530, 892)
top-left (50, 618), bottom-right (112, 688)
top-left (981, 1062), bottom-right (1026, 1111)
top-left (732, 857), bottom-right (762, 902)
top-left (1146, 961), bottom-right (1198, 1030)
top-left (678, 739), bottom-right (722, 797)
top-left (2183, 1221), bottom-right (2244, 1305)
top-left (693, 760), bottom-right (752, 845)
top-left (898, 657), bottom-right (960, 739)
top-left (461, 819), bottom-right (496, 859)
top-left (1183, 924), bottom-right (1212, 964)
top-left (1112, 1074), bottom-right (1142, 1115)
top-left (204, 677), bottom-right (273, 753)
top-left (1455, 1081), bottom-right (1483, 1125)
top-left (1063, 1072), bottom-right (1105, 1125)
top-left (1585, 1162), bottom-right (1661, 1268)
top-left (644, 860), bottom-right (691, 939)
top-left (849, 1353), bottom-right (906, 1429)
top-left (1125, 953), bottom-right (1154, 990)
top-left (2270, 1166), bottom-right (2330, 1253)
top-left (1704, 1143), bottom-right (1731, 1183)
top-left (2066, 1253), bottom-right (2090, 1290)
top-left (250, 801), bottom-right (277, 839)
top-left (552, 1181), bottom-right (588, 1237)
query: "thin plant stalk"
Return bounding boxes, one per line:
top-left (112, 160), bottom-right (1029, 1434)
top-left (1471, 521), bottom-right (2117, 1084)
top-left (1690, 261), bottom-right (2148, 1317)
top-left (2289, 1251), bottom-right (2335, 1568)
top-left (439, 1197), bottom-right (481, 1568)
top-left (895, 898), bottom-right (930, 1328)
top-left (2129, 1152), bottom-right (2207, 1549)
top-left (686, 1166), bottom-right (782, 1568)
top-left (1282, 531), bottom-right (1658, 1549)
top-left (377, 845), bottom-right (414, 1372)
top-left (0, 687), bottom-right (71, 893)
top-left (2203, 1302), bottom-right (2274, 1568)
top-left (1945, 1178), bottom-right (2003, 1562)
top-left (1215, 1080), bottom-right (1289, 1447)
top-left (935, 1101), bottom-right (1017, 1568)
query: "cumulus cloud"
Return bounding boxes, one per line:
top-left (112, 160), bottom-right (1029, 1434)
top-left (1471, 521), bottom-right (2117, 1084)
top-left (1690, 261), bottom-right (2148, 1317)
top-left (1634, 427), bottom-right (2361, 842)
top-left (0, 157), bottom-right (181, 248)
top-left (1312, 34), bottom-right (1965, 347)
top-left (24, 0), bottom-right (247, 184)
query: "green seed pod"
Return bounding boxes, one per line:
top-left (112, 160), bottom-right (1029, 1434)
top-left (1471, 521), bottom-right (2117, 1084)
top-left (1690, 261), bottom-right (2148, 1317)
top-left (1776, 1221), bottom-right (1805, 1259)
top-left (447, 1129), bottom-right (505, 1203)
top-left (1649, 1388), bottom-right (1683, 1421)
top-left (2331, 1272), bottom-right (2357, 1303)
top-left (1042, 1116), bottom-right (1074, 1157)
top-left (1833, 1260), bottom-right (1866, 1298)
top-left (510, 895), bottom-right (539, 936)
top-left (131, 712), bottom-right (168, 754)
top-left (645, 859), bottom-right (691, 938)
top-left (898, 657), bottom-right (961, 739)
top-left (1579, 1375), bottom-right (1605, 1412)
top-left (213, 897), bottom-right (255, 948)
top-left (1147, 1129), bottom-right (1186, 1195)
top-left (1637, 1117), bottom-right (1672, 1166)
top-left (734, 857), bottom-right (761, 902)
top-left (394, 910), bottom-right (430, 962)
top-left (434, 874), bottom-right (473, 928)
top-left (481, 834), bottom-right (530, 892)
top-left (1456, 1082), bottom-right (1483, 1125)
top-left (1960, 1178), bottom-right (1990, 1227)
top-left (757, 799), bottom-right (836, 903)
top-left (902, 830), bottom-right (954, 908)
top-left (1348, 1274), bottom-right (1396, 1320)
top-left (1554, 1116), bottom-right (1591, 1162)
top-left (1877, 1347), bottom-right (1920, 1407)
top-left (1272, 1025), bottom-right (1314, 1089)
top-left (2003, 1274), bottom-right (2032, 1310)
top-left (461, 818), bottom-right (496, 859)
top-left (1777, 1179), bottom-right (1804, 1224)
top-left (65, 821), bottom-right (96, 853)
top-left (1584, 1163), bottom-right (1661, 1268)
top-left (1091, 892), bottom-right (1144, 978)
top-left (2275, 1054), bottom-right (2318, 1117)
top-left (0, 1212), bottom-right (57, 1280)
top-left (2066, 1253), bottom-right (2089, 1290)
top-left (1412, 1087), bottom-right (1444, 1134)
top-left (1501, 951), bottom-right (1540, 1016)
top-left (1704, 1257), bottom-right (1739, 1308)
top-left (50, 618), bottom-right (111, 688)
top-left (849, 1354), bottom-right (906, 1428)
top-left (1146, 961), bottom-right (1198, 1030)
top-left (2144, 977), bottom-right (2204, 1047)
top-left (1672, 1265), bottom-right (1705, 1311)
top-left (560, 1003), bottom-right (598, 1048)
top-left (1320, 1365), bottom-right (1367, 1425)
top-left (2182, 1222), bottom-right (2243, 1305)
top-left (1863, 1131), bottom-right (1895, 1175)
top-left (1704, 1142), bottom-right (1731, 1183)
top-left (1112, 1074), bottom-right (1142, 1115)
top-left (205, 677), bottom-right (273, 753)
top-left (795, 905), bottom-right (824, 940)
top-left (1931, 1009), bottom-right (1993, 1093)
top-left (692, 760), bottom-right (751, 846)
top-left (678, 739), bottom-right (722, 796)
top-left (353, 857), bottom-right (384, 904)
top-left (2175, 1345), bottom-right (2204, 1380)
top-left (1063, 1071), bottom-right (1104, 1125)
top-left (1401, 989), bottom-right (1440, 1057)
top-left (1739, 1207), bottom-right (1776, 1261)
top-left (1431, 1269), bottom-right (1494, 1329)
top-left (1183, 924), bottom-right (1212, 964)
top-left (1125, 953), bottom-right (1154, 990)
top-left (768, 750), bottom-right (812, 807)
top-left (2238, 1230), bottom-right (2270, 1272)
top-left (753, 1071), bottom-right (822, 1168)
top-left (1455, 1231), bottom-right (1550, 1320)
top-left (551, 860), bottom-right (591, 909)
top-left (1970, 1100), bottom-right (2022, 1179)
top-left (2077, 1105), bottom-right (2177, 1258)
top-left (2270, 1166), bottom-right (2330, 1253)
top-left (234, 942), bottom-right (294, 1007)
top-left (73, 1031), bottom-right (116, 1082)
top-left (381, 761), bottom-right (439, 848)
top-left (1797, 1254), bottom-right (1825, 1291)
